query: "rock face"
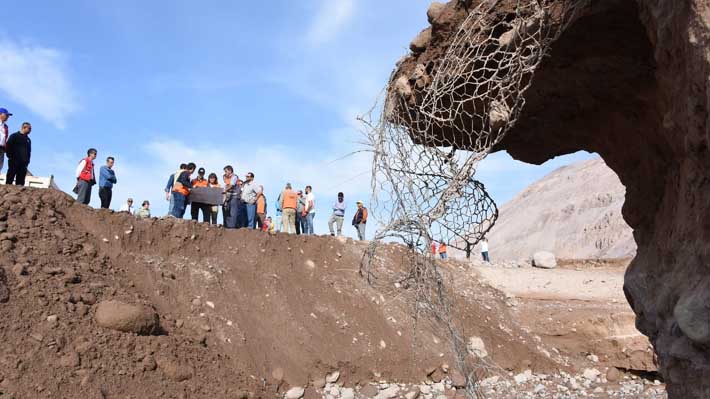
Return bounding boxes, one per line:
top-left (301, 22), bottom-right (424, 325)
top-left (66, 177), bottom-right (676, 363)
top-left (0, 267), bottom-right (9, 303)
top-left (483, 158), bottom-right (635, 260)
top-left (390, 0), bottom-right (710, 397)
top-left (94, 300), bottom-right (160, 335)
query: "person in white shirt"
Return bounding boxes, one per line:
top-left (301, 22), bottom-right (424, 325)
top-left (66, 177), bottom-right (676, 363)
top-left (303, 185), bottom-right (316, 234)
top-left (481, 238), bottom-right (490, 263)
top-left (0, 108), bottom-right (13, 173)
top-left (119, 198), bottom-right (135, 214)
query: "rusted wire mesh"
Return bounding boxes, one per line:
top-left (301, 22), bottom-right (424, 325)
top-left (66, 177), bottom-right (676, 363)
top-left (360, 0), bottom-right (589, 397)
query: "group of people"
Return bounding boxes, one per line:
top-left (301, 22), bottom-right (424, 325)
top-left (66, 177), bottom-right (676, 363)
top-left (430, 238), bottom-right (491, 262)
top-left (0, 108), bottom-right (32, 186)
top-left (65, 146), bottom-right (371, 239)
top-left (73, 149), bottom-right (153, 218)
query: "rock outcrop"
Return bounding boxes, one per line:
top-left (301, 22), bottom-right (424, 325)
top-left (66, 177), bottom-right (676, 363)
top-left (391, 1), bottom-right (710, 397)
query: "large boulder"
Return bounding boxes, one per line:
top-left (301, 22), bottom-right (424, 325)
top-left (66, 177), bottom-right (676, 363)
top-left (94, 300), bottom-right (160, 335)
top-left (532, 251), bottom-right (557, 269)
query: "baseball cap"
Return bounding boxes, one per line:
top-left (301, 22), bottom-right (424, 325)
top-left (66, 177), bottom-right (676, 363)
top-left (0, 108), bottom-right (12, 116)
top-left (198, 167), bottom-right (205, 174)
top-left (357, 200), bottom-right (364, 204)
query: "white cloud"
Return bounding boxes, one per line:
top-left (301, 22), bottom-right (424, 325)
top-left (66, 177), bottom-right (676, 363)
top-left (306, 0), bottom-right (355, 46)
top-left (0, 38), bottom-right (80, 129)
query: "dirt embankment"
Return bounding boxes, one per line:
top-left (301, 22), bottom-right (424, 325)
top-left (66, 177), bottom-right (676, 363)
top-left (0, 185), bottom-right (559, 398)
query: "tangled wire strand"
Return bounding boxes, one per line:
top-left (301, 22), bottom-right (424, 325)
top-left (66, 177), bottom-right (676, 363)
top-left (360, 0), bottom-right (590, 397)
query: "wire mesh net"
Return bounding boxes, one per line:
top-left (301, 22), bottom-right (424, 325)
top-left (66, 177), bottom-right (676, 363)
top-left (360, 0), bottom-right (590, 397)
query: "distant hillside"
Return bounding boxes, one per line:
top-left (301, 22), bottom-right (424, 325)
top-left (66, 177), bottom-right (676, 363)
top-left (480, 158), bottom-right (636, 261)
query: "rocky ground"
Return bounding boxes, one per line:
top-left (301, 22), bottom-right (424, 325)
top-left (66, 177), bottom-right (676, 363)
top-left (0, 185), bottom-right (665, 398)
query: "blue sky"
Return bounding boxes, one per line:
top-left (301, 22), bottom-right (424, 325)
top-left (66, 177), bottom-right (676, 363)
top-left (0, 0), bottom-right (594, 238)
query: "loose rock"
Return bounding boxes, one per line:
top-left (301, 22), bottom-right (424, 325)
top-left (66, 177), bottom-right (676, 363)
top-left (94, 300), bottom-right (160, 335)
top-left (532, 251), bottom-right (557, 269)
top-left (285, 386), bottom-right (305, 399)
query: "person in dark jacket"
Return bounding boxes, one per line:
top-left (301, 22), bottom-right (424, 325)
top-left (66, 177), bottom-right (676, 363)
top-left (98, 157), bottom-right (117, 209)
top-left (352, 200), bottom-right (368, 240)
top-left (5, 122), bottom-right (32, 186)
top-left (170, 162), bottom-right (195, 218)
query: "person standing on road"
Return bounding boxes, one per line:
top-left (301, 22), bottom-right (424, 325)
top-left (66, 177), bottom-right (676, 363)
top-left (439, 242), bottom-right (448, 260)
top-left (170, 163), bottom-right (194, 218)
top-left (328, 192), bottom-right (346, 236)
top-left (208, 173), bottom-right (221, 225)
top-left (75, 148), bottom-right (98, 205)
top-left (481, 238), bottom-right (491, 263)
top-left (352, 200), bottom-right (368, 240)
top-left (119, 198), bottom-right (135, 214)
top-left (256, 185), bottom-right (267, 230)
top-left (98, 157), bottom-right (117, 209)
top-left (0, 108), bottom-right (13, 174)
top-left (223, 165), bottom-right (241, 228)
top-left (5, 122), bottom-right (31, 186)
top-left (280, 183), bottom-right (298, 234)
top-left (303, 185), bottom-right (316, 234)
top-left (430, 241), bottom-right (438, 256)
top-left (241, 172), bottom-right (259, 229)
top-left (190, 167), bottom-right (210, 222)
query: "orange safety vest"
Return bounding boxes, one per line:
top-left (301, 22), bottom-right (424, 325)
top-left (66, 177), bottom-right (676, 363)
top-left (78, 157), bottom-right (94, 182)
top-left (439, 244), bottom-right (447, 254)
top-left (172, 171), bottom-right (190, 196)
top-left (256, 194), bottom-right (266, 214)
top-left (191, 178), bottom-right (208, 188)
top-left (282, 189), bottom-right (298, 210)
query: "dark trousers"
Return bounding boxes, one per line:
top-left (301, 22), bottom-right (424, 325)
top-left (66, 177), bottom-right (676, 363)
top-left (210, 207), bottom-right (219, 225)
top-left (225, 197), bottom-right (240, 229)
top-left (99, 187), bottom-right (113, 209)
top-left (77, 180), bottom-right (92, 205)
top-left (482, 251), bottom-right (490, 262)
top-left (295, 213), bottom-right (302, 235)
top-left (6, 160), bottom-right (28, 186)
top-left (237, 202), bottom-right (248, 228)
top-left (190, 202), bottom-right (210, 222)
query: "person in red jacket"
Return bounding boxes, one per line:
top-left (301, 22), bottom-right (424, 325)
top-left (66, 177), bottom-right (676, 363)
top-left (74, 148), bottom-right (98, 205)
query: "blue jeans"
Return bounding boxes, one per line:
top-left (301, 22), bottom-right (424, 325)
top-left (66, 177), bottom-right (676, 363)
top-left (246, 203), bottom-right (257, 229)
top-left (305, 213), bottom-right (315, 234)
top-left (440, 253), bottom-right (448, 260)
top-left (482, 251), bottom-right (490, 262)
top-left (171, 193), bottom-right (187, 218)
top-left (168, 192), bottom-right (175, 216)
